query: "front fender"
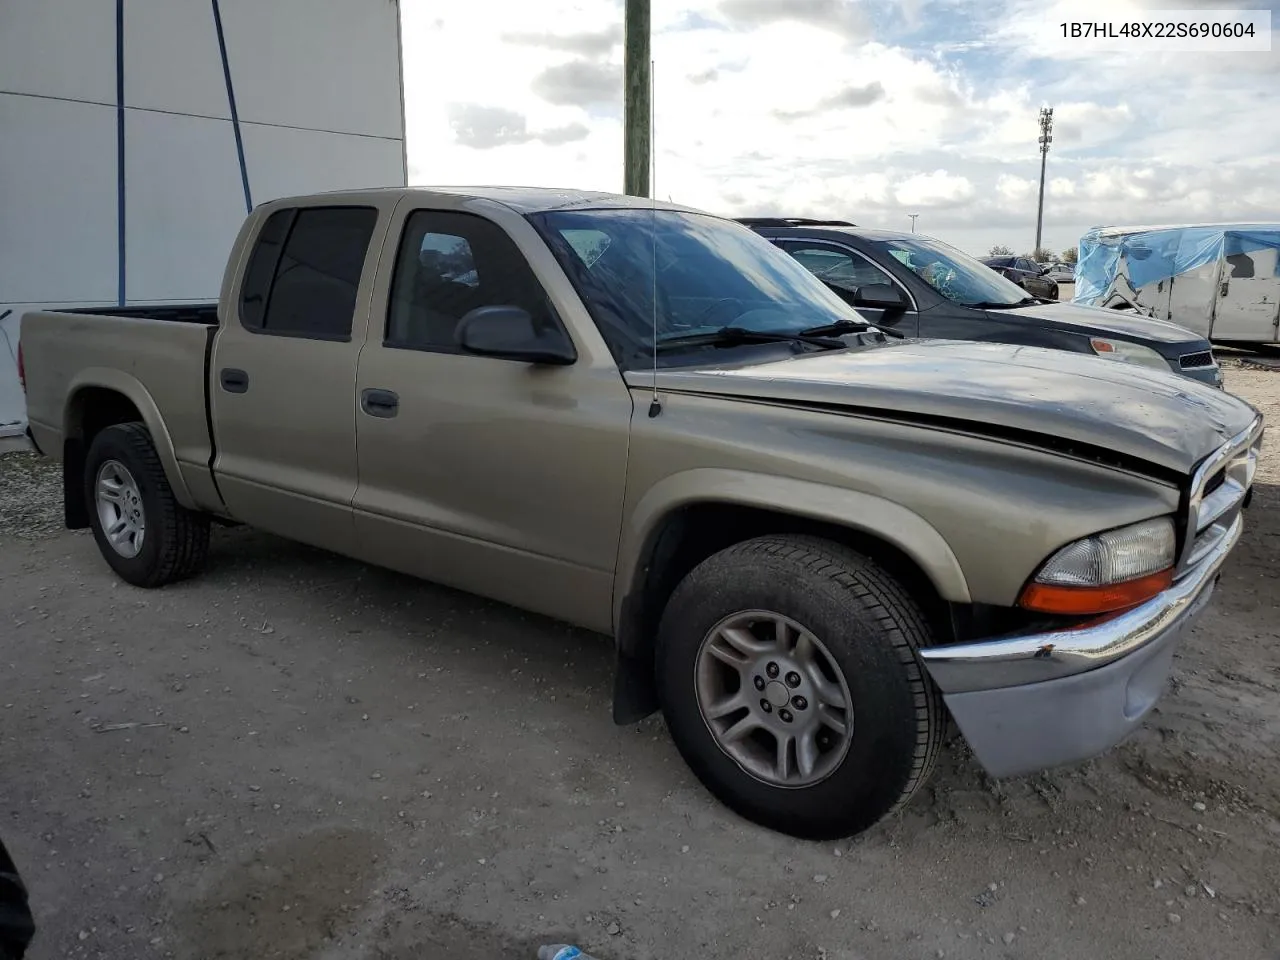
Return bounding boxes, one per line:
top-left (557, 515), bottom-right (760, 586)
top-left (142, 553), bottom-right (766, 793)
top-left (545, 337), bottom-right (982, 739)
top-left (65, 368), bottom-right (196, 509)
top-left (613, 467), bottom-right (971, 633)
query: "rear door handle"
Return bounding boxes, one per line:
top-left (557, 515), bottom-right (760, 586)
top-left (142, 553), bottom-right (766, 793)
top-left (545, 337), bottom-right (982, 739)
top-left (220, 368), bottom-right (249, 393)
top-left (361, 388), bottom-right (399, 418)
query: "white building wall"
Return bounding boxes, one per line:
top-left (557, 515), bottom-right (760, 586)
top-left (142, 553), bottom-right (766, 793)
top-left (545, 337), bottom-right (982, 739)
top-left (0, 0), bottom-right (406, 435)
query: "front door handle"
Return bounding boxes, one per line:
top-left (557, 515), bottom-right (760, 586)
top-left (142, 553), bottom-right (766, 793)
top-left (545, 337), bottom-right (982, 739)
top-left (220, 368), bottom-right (249, 393)
top-left (361, 388), bottom-right (399, 418)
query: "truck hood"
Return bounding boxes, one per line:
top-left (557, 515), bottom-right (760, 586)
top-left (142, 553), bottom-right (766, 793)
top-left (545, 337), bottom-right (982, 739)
top-left (996, 300), bottom-right (1202, 345)
top-left (629, 339), bottom-right (1258, 477)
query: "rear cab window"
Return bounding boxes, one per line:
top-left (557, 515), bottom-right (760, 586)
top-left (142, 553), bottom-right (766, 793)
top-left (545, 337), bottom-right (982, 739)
top-left (239, 206), bottom-right (379, 340)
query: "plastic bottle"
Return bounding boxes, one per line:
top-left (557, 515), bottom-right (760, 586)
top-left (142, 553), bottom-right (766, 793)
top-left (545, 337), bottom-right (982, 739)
top-left (538, 945), bottom-right (604, 960)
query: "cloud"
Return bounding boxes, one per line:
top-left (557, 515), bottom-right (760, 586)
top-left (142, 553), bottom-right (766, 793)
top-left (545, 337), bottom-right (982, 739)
top-left (1051, 103), bottom-right (1133, 145)
top-left (774, 81), bottom-right (886, 119)
top-left (539, 121), bottom-right (593, 145)
top-left (895, 170), bottom-right (978, 208)
top-left (911, 81), bottom-right (965, 110)
top-left (448, 105), bottom-right (589, 149)
top-left (1047, 176), bottom-right (1076, 198)
top-left (502, 24), bottom-right (622, 57)
top-left (402, 0), bottom-right (1280, 257)
top-left (826, 82), bottom-right (887, 108)
top-left (996, 174), bottom-right (1036, 203)
top-left (531, 59), bottom-right (621, 107)
top-left (718, 0), bottom-right (870, 41)
top-left (897, 0), bottom-right (927, 30)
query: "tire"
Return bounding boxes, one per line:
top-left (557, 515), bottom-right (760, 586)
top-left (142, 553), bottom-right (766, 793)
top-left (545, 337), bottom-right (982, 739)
top-left (83, 422), bottom-right (210, 587)
top-left (1049, 283), bottom-right (1060, 300)
top-left (655, 535), bottom-right (944, 840)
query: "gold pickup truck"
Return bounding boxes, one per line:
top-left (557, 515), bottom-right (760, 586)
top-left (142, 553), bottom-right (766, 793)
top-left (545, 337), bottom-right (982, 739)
top-left (19, 187), bottom-right (1264, 839)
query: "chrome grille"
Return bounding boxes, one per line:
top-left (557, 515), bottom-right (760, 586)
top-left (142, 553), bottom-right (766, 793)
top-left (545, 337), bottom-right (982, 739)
top-left (1179, 350), bottom-right (1215, 369)
top-left (1176, 417), bottom-right (1265, 578)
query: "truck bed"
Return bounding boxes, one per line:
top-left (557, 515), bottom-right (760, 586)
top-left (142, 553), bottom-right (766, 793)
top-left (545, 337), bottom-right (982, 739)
top-left (21, 307), bottom-right (221, 513)
top-left (60, 303), bottom-right (219, 325)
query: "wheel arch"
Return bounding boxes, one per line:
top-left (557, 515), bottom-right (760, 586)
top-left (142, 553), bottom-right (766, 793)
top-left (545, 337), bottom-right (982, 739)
top-left (62, 370), bottom-right (195, 528)
top-left (610, 469), bottom-right (971, 724)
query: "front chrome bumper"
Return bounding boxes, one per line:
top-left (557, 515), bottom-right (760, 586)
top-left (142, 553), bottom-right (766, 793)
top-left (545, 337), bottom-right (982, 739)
top-left (917, 511), bottom-right (1241, 778)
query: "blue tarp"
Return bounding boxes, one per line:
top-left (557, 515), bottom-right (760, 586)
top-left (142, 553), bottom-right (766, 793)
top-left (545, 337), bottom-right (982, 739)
top-left (1075, 223), bottom-right (1280, 306)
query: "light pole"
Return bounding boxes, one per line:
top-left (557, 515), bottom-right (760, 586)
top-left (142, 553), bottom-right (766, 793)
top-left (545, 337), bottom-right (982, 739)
top-left (1034, 106), bottom-right (1053, 257)
top-left (624, 0), bottom-right (651, 197)
top-left (907, 214), bottom-right (919, 233)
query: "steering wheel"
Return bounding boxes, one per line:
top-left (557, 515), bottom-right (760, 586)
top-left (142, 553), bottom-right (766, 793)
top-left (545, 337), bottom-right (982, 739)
top-left (689, 297), bottom-right (745, 328)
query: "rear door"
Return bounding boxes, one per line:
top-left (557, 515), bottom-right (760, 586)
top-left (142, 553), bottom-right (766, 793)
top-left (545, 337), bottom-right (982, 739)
top-left (988, 257), bottom-right (1022, 287)
top-left (210, 196), bottom-right (393, 556)
top-left (349, 198), bottom-right (632, 633)
top-left (1212, 248), bottom-right (1280, 341)
top-left (1013, 258), bottom-right (1047, 296)
top-left (775, 240), bottom-right (920, 336)
top-left (985, 257), bottom-right (1013, 279)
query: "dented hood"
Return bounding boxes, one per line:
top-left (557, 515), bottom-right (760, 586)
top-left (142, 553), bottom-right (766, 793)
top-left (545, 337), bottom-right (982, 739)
top-left (627, 339), bottom-right (1259, 476)
top-left (996, 300), bottom-right (1204, 344)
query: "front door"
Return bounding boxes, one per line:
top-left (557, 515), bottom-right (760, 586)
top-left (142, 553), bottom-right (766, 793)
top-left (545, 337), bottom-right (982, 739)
top-left (350, 202), bottom-right (633, 633)
top-left (776, 241), bottom-right (920, 336)
top-left (210, 200), bottom-right (388, 556)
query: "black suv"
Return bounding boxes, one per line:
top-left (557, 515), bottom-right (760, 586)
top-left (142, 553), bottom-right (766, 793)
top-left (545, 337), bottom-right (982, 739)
top-left (980, 255), bottom-right (1059, 300)
top-left (738, 219), bottom-right (1221, 386)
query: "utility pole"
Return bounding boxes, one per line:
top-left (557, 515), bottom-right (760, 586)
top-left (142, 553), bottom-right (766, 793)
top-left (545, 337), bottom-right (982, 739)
top-left (907, 214), bottom-right (919, 233)
top-left (623, 0), bottom-right (651, 197)
top-left (1034, 106), bottom-right (1053, 257)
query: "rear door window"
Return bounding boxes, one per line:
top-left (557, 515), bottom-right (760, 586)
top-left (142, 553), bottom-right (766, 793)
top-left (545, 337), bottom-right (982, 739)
top-left (240, 206), bottom-right (378, 340)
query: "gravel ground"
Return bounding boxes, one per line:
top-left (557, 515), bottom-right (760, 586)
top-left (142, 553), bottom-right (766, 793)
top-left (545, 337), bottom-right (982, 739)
top-left (0, 444), bottom-right (60, 540)
top-left (1, 368), bottom-right (1278, 960)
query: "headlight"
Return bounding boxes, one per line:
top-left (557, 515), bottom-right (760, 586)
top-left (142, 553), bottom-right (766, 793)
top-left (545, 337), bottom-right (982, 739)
top-left (1019, 516), bottom-right (1176, 615)
top-left (1090, 337), bottom-right (1171, 372)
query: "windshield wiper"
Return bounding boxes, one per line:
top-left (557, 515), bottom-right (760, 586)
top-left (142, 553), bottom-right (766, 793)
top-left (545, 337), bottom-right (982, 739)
top-left (969, 297), bottom-right (1040, 309)
top-left (655, 326), bottom-right (846, 353)
top-left (800, 317), bottom-right (904, 339)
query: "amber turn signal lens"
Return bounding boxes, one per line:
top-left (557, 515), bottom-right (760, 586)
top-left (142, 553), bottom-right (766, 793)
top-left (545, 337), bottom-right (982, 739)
top-left (1019, 567), bottom-right (1174, 615)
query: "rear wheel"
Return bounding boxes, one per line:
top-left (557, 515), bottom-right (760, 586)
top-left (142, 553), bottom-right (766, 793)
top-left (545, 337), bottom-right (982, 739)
top-left (83, 423), bottom-right (210, 587)
top-left (655, 535), bottom-right (944, 840)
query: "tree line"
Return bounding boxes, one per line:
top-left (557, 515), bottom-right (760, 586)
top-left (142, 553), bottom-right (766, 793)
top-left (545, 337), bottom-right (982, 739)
top-left (988, 245), bottom-right (1077, 264)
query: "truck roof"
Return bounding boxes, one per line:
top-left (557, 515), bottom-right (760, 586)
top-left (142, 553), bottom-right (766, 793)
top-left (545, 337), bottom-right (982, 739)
top-left (266, 185), bottom-right (713, 217)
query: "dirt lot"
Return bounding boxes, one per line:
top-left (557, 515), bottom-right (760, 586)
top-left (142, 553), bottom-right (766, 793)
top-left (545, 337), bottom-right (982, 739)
top-left (1, 364), bottom-right (1278, 960)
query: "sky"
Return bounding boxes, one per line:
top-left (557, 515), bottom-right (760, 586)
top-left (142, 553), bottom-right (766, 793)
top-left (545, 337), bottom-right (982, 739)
top-left (399, 0), bottom-right (1280, 258)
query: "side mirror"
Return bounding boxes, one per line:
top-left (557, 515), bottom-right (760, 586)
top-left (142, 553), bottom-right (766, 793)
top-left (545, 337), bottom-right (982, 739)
top-left (852, 283), bottom-right (908, 312)
top-left (456, 305), bottom-right (577, 365)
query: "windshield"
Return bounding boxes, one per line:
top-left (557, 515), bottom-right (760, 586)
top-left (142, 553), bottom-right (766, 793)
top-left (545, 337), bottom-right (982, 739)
top-left (867, 236), bottom-right (1032, 307)
top-left (530, 208), bottom-right (865, 367)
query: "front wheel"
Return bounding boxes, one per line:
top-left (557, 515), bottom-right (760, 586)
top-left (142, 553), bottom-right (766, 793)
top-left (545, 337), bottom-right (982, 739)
top-left (655, 535), bottom-right (944, 840)
top-left (83, 422), bottom-right (210, 587)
